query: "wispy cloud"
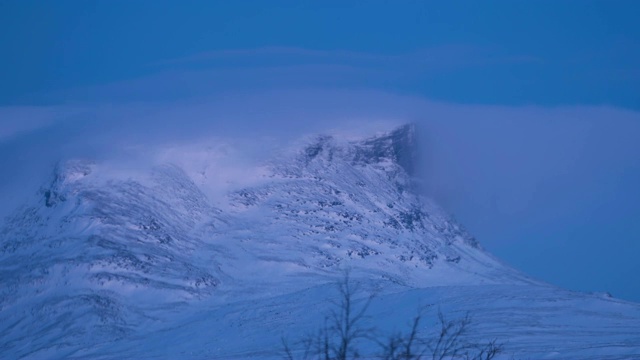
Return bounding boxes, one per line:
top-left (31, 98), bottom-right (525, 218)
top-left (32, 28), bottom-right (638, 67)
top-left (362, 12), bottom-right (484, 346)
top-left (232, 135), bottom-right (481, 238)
top-left (1, 45), bottom-right (638, 303)
top-left (155, 45), bottom-right (541, 70)
top-left (0, 106), bottom-right (68, 141)
top-left (154, 46), bottom-right (398, 66)
top-left (1, 83), bottom-right (640, 301)
top-left (37, 45), bottom-right (540, 106)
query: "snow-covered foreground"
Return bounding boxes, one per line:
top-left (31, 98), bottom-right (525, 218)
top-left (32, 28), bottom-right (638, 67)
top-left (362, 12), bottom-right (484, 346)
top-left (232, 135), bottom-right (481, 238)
top-left (1, 124), bottom-right (639, 359)
top-left (80, 283), bottom-right (640, 360)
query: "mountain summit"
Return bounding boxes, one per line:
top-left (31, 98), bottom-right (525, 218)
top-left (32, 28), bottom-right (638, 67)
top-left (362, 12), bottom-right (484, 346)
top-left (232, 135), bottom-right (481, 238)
top-left (1, 124), bottom-right (639, 359)
top-left (299, 123), bottom-right (417, 175)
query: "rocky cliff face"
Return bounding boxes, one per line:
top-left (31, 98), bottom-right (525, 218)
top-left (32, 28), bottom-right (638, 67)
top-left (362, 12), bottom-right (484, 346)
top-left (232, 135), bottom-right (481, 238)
top-left (221, 124), bottom-right (516, 289)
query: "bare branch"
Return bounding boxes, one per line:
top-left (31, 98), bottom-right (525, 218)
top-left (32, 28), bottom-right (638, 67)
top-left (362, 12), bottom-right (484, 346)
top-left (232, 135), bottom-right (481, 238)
top-left (280, 271), bottom-right (503, 360)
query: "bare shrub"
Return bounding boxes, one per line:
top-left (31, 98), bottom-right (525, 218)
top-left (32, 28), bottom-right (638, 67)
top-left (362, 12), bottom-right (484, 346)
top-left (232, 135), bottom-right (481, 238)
top-left (283, 271), bottom-right (375, 360)
top-left (283, 273), bottom-right (502, 360)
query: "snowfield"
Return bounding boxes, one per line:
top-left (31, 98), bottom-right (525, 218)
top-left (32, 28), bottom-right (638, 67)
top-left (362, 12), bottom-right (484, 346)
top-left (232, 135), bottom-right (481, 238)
top-left (1, 124), bottom-right (639, 359)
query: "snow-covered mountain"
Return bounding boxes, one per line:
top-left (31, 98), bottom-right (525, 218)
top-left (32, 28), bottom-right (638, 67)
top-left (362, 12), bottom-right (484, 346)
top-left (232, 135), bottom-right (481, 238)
top-left (1, 124), bottom-right (639, 359)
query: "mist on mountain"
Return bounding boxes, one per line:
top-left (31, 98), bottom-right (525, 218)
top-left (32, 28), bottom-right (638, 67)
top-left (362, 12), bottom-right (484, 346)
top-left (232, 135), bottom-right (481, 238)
top-left (1, 89), bottom-right (640, 302)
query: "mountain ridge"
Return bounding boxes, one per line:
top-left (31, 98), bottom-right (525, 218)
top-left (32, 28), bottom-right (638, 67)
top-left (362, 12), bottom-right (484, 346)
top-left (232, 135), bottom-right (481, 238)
top-left (0, 124), bottom-right (638, 359)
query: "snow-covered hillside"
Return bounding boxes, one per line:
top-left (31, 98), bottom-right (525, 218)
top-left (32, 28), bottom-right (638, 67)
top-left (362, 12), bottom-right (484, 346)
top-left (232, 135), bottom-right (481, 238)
top-left (1, 124), bottom-right (639, 359)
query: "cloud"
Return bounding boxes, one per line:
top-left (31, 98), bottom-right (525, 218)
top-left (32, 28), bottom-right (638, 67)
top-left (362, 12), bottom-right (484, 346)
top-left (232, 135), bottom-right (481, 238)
top-left (2, 47), bottom-right (639, 301)
top-left (3, 90), bottom-right (638, 223)
top-left (0, 106), bottom-right (73, 141)
top-left (156, 45), bottom-right (540, 69)
top-left (416, 104), bottom-right (640, 221)
top-left (154, 46), bottom-right (397, 66)
top-left (35, 45), bottom-right (540, 105)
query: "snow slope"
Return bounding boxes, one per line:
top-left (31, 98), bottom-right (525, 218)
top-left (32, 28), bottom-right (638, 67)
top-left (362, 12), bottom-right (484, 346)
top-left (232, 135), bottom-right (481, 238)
top-left (0, 124), bottom-right (639, 359)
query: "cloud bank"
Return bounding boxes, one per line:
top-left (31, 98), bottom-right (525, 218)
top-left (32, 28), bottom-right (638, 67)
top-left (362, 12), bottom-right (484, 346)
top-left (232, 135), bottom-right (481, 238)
top-left (2, 48), bottom-right (639, 301)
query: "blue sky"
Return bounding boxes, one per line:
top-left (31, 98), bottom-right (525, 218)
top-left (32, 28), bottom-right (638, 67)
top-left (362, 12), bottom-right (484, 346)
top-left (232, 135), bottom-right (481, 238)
top-left (1, 1), bottom-right (639, 301)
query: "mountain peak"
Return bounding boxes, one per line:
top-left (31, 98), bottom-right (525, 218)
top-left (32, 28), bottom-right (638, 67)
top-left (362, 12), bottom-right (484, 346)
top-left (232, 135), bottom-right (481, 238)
top-left (299, 123), bottom-right (418, 176)
top-left (352, 123), bottom-right (417, 176)
top-left (42, 159), bottom-right (95, 207)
